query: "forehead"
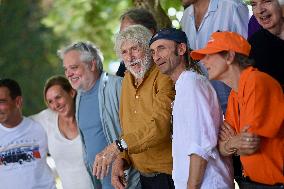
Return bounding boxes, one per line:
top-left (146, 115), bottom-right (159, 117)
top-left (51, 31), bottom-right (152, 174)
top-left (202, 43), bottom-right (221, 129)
top-left (120, 17), bottom-right (136, 32)
top-left (46, 85), bottom-right (64, 94)
top-left (63, 50), bottom-right (82, 65)
top-left (150, 39), bottom-right (176, 49)
top-left (0, 87), bottom-right (11, 99)
top-left (121, 40), bottom-right (142, 50)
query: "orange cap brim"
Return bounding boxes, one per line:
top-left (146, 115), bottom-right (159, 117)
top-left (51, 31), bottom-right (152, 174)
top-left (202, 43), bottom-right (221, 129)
top-left (190, 47), bottom-right (225, 60)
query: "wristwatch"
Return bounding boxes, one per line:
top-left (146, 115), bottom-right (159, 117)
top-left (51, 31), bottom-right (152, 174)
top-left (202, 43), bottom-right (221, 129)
top-left (115, 138), bottom-right (128, 152)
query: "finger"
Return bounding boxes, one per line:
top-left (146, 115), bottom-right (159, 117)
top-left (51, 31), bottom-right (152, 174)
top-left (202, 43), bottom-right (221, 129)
top-left (241, 125), bottom-right (251, 133)
top-left (112, 176), bottom-right (125, 189)
top-left (92, 160), bottom-right (98, 176)
top-left (95, 161), bottom-right (102, 178)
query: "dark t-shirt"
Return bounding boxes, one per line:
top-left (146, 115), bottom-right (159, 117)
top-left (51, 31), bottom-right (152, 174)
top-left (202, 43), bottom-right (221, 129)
top-left (116, 61), bottom-right (126, 77)
top-left (249, 29), bottom-right (284, 86)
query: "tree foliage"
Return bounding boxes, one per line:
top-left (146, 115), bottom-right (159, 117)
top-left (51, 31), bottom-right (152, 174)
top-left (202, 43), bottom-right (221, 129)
top-left (0, 0), bottom-right (182, 114)
top-left (0, 0), bottom-right (62, 114)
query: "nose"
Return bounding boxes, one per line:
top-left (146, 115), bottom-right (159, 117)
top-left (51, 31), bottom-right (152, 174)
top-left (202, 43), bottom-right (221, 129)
top-left (253, 2), bottom-right (265, 14)
top-left (152, 51), bottom-right (161, 64)
top-left (65, 68), bottom-right (73, 78)
top-left (124, 50), bottom-right (135, 63)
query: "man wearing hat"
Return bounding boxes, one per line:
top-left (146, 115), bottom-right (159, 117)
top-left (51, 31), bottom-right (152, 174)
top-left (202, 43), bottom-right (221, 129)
top-left (191, 31), bottom-right (284, 188)
top-left (150, 28), bottom-right (234, 189)
top-left (93, 25), bottom-right (175, 189)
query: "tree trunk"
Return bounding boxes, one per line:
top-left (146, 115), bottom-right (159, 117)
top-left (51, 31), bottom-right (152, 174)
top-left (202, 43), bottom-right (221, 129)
top-left (133, 0), bottom-right (172, 30)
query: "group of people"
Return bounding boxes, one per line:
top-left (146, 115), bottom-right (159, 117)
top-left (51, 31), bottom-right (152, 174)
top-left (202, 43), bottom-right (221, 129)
top-left (0, 0), bottom-right (283, 188)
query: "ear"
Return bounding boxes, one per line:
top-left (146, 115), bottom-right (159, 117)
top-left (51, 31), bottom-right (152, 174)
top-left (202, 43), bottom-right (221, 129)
top-left (226, 50), bottom-right (235, 65)
top-left (70, 89), bottom-right (76, 98)
top-left (90, 60), bottom-right (97, 71)
top-left (15, 96), bottom-right (23, 109)
top-left (177, 43), bottom-right (187, 56)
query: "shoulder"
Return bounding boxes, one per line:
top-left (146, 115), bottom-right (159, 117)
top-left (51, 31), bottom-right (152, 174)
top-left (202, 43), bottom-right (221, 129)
top-left (24, 117), bottom-right (46, 133)
top-left (29, 109), bottom-right (57, 131)
top-left (245, 70), bottom-right (282, 93)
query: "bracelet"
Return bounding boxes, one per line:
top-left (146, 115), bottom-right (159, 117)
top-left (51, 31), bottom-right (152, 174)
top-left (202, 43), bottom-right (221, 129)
top-left (115, 139), bottom-right (124, 152)
top-left (224, 138), bottom-right (237, 155)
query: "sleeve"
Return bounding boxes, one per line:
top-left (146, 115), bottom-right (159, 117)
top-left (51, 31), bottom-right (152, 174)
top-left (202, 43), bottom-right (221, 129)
top-left (242, 74), bottom-right (284, 137)
top-left (121, 74), bottom-right (174, 154)
top-left (29, 109), bottom-right (52, 132)
top-left (181, 76), bottom-right (222, 161)
top-left (232, 2), bottom-right (249, 38)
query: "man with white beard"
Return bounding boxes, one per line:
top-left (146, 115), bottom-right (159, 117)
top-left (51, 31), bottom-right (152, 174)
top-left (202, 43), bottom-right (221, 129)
top-left (93, 25), bottom-right (175, 189)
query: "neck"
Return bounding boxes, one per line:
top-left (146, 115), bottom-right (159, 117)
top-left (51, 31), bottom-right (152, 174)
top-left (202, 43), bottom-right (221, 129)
top-left (220, 65), bottom-right (242, 92)
top-left (84, 72), bottom-right (101, 92)
top-left (193, 0), bottom-right (210, 29)
top-left (268, 17), bottom-right (284, 39)
top-left (3, 114), bottom-right (23, 129)
top-left (170, 61), bottom-right (187, 83)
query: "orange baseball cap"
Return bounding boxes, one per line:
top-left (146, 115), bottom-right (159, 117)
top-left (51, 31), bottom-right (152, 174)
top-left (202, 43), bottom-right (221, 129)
top-left (190, 31), bottom-right (251, 60)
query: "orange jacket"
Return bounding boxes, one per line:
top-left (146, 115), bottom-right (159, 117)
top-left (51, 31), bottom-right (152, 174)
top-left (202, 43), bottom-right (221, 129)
top-left (225, 67), bottom-right (284, 185)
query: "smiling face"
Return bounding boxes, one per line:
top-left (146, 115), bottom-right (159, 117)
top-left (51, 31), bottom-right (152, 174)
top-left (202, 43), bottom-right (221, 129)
top-left (0, 87), bottom-right (22, 128)
top-left (120, 41), bottom-right (152, 79)
top-left (45, 85), bottom-right (75, 117)
top-left (63, 50), bottom-right (96, 91)
top-left (251, 0), bottom-right (282, 33)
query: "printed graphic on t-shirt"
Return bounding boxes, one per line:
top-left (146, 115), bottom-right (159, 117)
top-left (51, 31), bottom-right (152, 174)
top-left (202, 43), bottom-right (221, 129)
top-left (0, 142), bottom-right (41, 167)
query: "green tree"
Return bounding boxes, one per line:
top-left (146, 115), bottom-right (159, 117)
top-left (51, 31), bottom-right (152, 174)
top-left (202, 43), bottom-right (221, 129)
top-left (0, 0), bottom-right (62, 114)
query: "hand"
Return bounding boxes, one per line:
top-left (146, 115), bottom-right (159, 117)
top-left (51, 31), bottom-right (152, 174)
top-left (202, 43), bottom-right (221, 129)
top-left (230, 126), bottom-right (261, 155)
top-left (112, 158), bottom-right (127, 189)
top-left (219, 122), bottom-right (236, 141)
top-left (93, 142), bottom-right (120, 179)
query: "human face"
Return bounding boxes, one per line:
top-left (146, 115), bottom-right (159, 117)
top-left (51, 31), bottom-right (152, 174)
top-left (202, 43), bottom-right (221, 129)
top-left (251, 0), bottom-right (282, 33)
top-left (63, 50), bottom-right (95, 91)
top-left (201, 53), bottom-right (228, 81)
top-left (150, 39), bottom-right (181, 76)
top-left (120, 17), bottom-right (136, 32)
top-left (0, 87), bottom-right (22, 128)
top-left (120, 41), bottom-right (152, 79)
top-left (45, 85), bottom-right (75, 117)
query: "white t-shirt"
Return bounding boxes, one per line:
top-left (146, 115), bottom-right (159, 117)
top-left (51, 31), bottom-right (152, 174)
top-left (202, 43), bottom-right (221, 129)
top-left (172, 71), bottom-right (234, 189)
top-left (31, 109), bottom-right (93, 189)
top-left (0, 117), bottom-right (56, 189)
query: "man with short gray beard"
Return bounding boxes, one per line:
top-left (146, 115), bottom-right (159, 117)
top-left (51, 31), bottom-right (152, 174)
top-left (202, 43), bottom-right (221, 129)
top-left (93, 25), bottom-right (175, 189)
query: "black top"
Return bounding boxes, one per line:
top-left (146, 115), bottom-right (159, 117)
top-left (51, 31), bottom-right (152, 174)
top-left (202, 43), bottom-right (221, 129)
top-left (249, 29), bottom-right (284, 86)
top-left (116, 61), bottom-right (126, 77)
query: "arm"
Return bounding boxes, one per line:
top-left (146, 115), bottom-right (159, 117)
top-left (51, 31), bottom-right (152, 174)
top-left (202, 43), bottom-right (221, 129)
top-left (111, 157), bottom-right (128, 189)
top-left (121, 73), bottom-right (174, 154)
top-left (219, 124), bottom-right (261, 156)
top-left (187, 154), bottom-right (207, 189)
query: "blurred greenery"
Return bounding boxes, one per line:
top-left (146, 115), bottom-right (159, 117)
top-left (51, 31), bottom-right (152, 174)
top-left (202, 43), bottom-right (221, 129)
top-left (0, 0), bottom-right (182, 115)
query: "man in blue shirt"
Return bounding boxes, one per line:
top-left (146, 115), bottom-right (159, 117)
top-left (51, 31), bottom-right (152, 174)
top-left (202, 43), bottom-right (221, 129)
top-left (59, 42), bottom-right (140, 189)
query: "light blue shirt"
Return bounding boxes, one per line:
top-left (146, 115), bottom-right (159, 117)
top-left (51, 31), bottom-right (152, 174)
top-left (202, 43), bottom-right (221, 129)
top-left (181, 0), bottom-right (249, 49)
top-left (78, 78), bottom-right (112, 189)
top-left (181, 0), bottom-right (249, 114)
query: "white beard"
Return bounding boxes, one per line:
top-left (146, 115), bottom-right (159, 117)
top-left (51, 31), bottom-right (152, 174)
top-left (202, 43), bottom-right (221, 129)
top-left (125, 54), bottom-right (152, 79)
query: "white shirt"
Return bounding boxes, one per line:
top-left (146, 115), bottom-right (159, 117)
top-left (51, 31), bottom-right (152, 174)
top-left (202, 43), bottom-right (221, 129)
top-left (172, 71), bottom-right (234, 189)
top-left (181, 0), bottom-right (249, 50)
top-left (0, 117), bottom-right (56, 189)
top-left (31, 109), bottom-right (93, 189)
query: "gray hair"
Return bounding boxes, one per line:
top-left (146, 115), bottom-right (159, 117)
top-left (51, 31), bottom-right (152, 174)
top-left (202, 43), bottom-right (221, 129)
top-left (115, 25), bottom-right (153, 59)
top-left (58, 41), bottom-right (104, 73)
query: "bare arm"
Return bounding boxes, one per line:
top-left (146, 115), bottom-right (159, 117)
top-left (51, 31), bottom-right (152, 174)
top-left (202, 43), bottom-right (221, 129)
top-left (187, 154), bottom-right (207, 189)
